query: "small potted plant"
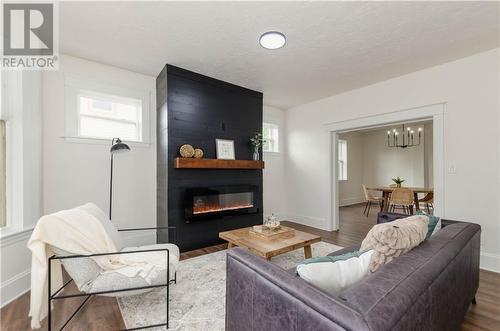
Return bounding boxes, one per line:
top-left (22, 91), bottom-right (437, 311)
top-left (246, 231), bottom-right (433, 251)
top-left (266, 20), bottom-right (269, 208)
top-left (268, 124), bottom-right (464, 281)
top-left (392, 176), bottom-right (405, 188)
top-left (249, 132), bottom-right (264, 161)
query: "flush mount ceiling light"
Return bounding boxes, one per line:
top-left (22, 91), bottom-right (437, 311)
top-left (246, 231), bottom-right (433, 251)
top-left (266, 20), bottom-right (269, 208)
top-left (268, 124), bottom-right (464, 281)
top-left (259, 31), bottom-right (286, 50)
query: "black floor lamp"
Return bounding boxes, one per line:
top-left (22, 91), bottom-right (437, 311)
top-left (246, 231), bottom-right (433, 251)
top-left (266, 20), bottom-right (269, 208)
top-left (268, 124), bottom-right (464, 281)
top-left (109, 138), bottom-right (130, 220)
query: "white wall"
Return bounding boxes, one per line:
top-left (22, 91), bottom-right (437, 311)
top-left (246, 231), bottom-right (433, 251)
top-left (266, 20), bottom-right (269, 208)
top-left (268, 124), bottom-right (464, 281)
top-left (42, 55), bottom-right (157, 246)
top-left (285, 48), bottom-right (500, 272)
top-left (362, 129), bottom-right (426, 188)
top-left (263, 105), bottom-right (286, 218)
top-left (1, 71), bottom-right (43, 307)
top-left (338, 132), bottom-right (365, 206)
top-left (2, 55), bottom-right (158, 307)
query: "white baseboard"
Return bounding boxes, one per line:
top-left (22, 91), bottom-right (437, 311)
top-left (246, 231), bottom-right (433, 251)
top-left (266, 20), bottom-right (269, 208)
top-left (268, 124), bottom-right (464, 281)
top-left (480, 252), bottom-right (500, 273)
top-left (0, 269), bottom-right (31, 308)
top-left (339, 197), bottom-right (365, 207)
top-left (1, 229), bottom-right (33, 308)
top-left (284, 213), bottom-right (330, 231)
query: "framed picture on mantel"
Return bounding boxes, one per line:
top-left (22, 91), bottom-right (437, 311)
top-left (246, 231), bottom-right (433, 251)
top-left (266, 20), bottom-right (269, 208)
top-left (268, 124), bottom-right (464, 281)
top-left (216, 139), bottom-right (235, 160)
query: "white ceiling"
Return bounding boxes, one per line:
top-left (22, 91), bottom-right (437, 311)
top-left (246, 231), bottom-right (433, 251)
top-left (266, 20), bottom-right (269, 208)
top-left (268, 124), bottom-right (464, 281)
top-left (60, 1), bottom-right (499, 109)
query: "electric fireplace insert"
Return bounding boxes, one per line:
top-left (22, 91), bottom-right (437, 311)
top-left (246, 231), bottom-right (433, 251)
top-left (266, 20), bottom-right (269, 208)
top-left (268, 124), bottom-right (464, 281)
top-left (185, 185), bottom-right (258, 220)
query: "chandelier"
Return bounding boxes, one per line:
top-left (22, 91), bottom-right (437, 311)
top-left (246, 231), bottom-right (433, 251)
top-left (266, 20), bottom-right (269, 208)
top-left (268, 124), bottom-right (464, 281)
top-left (387, 124), bottom-right (422, 148)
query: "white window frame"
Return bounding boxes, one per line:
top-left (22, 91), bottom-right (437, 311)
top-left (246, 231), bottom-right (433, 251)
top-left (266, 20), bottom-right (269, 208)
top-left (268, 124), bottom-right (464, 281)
top-left (0, 71), bottom-right (24, 237)
top-left (338, 139), bottom-right (347, 181)
top-left (64, 74), bottom-right (151, 145)
top-left (263, 122), bottom-right (279, 153)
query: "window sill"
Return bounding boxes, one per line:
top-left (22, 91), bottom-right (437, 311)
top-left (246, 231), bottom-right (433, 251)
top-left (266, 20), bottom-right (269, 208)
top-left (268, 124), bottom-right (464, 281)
top-left (338, 179), bottom-right (348, 182)
top-left (61, 136), bottom-right (151, 148)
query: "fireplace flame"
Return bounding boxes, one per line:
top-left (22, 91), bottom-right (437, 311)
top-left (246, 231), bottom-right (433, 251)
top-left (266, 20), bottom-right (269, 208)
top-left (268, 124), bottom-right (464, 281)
top-left (193, 203), bottom-right (254, 215)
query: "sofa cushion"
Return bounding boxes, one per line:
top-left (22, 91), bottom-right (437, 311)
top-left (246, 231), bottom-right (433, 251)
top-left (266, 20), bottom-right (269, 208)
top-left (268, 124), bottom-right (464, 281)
top-left (84, 243), bottom-right (179, 297)
top-left (84, 267), bottom-right (168, 296)
top-left (52, 243), bottom-right (180, 294)
top-left (50, 245), bottom-right (101, 290)
top-left (296, 250), bottom-right (374, 296)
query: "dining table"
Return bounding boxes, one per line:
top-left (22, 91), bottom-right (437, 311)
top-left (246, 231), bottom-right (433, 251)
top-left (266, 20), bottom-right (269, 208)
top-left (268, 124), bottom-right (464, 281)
top-left (366, 186), bottom-right (434, 213)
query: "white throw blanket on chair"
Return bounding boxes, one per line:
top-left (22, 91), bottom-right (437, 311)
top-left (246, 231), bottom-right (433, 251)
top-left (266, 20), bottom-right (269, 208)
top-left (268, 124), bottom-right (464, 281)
top-left (28, 204), bottom-right (175, 329)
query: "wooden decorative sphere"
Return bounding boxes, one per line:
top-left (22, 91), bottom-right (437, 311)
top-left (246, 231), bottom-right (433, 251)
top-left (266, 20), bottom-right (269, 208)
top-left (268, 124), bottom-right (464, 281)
top-left (194, 148), bottom-right (204, 159)
top-left (179, 144), bottom-right (195, 158)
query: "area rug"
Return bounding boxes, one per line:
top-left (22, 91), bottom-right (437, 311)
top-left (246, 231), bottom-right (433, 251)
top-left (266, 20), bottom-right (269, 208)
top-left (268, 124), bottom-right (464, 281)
top-left (118, 241), bottom-right (343, 330)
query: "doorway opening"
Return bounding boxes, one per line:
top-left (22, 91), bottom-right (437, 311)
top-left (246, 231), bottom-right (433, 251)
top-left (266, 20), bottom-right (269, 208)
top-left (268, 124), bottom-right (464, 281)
top-left (325, 103), bottom-right (445, 231)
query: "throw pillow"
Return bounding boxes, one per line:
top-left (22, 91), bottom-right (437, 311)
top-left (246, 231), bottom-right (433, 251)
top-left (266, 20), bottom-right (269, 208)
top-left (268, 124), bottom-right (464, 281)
top-left (416, 210), bottom-right (441, 239)
top-left (431, 219), bottom-right (442, 236)
top-left (361, 215), bottom-right (428, 272)
top-left (296, 250), bottom-right (374, 296)
top-left (299, 250), bottom-right (365, 265)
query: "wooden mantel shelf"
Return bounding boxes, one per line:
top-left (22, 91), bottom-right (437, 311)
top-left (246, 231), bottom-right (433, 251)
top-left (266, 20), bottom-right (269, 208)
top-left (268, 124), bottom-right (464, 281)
top-left (174, 158), bottom-right (264, 169)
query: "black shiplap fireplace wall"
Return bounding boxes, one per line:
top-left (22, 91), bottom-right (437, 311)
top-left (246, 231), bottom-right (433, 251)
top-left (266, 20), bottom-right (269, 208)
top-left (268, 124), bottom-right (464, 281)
top-left (156, 65), bottom-right (263, 251)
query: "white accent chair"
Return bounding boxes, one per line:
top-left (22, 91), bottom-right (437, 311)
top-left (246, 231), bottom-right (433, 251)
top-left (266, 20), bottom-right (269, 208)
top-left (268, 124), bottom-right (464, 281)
top-left (47, 203), bottom-right (179, 330)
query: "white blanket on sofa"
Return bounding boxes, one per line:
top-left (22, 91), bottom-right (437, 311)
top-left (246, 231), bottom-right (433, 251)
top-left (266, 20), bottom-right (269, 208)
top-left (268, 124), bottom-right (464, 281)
top-left (27, 205), bottom-right (175, 329)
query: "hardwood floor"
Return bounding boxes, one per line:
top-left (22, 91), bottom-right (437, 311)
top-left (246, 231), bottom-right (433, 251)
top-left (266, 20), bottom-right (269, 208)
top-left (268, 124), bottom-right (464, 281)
top-left (283, 202), bottom-right (377, 248)
top-left (1, 204), bottom-right (499, 330)
top-left (0, 277), bottom-right (125, 331)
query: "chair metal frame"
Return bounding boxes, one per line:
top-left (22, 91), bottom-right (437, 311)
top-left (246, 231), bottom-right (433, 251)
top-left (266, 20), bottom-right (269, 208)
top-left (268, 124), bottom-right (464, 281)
top-left (47, 226), bottom-right (177, 331)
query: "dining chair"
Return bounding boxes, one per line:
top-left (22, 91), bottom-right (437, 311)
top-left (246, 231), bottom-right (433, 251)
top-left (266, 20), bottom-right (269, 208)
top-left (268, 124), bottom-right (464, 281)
top-left (389, 188), bottom-right (414, 215)
top-left (387, 184), bottom-right (397, 199)
top-left (362, 185), bottom-right (384, 217)
top-left (419, 192), bottom-right (434, 214)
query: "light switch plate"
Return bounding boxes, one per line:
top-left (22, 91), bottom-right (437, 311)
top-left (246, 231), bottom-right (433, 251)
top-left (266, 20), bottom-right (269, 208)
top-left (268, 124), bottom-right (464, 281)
top-left (448, 165), bottom-right (456, 174)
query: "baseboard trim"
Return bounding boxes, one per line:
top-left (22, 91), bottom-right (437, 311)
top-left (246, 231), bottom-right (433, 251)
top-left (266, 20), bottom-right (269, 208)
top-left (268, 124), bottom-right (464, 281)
top-left (480, 252), bottom-right (500, 273)
top-left (0, 269), bottom-right (31, 308)
top-left (284, 213), bottom-right (329, 231)
top-left (339, 197), bottom-right (365, 207)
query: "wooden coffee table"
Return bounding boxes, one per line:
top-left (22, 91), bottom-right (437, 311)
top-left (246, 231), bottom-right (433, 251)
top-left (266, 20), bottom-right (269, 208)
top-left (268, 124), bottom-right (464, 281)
top-left (219, 226), bottom-right (321, 260)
